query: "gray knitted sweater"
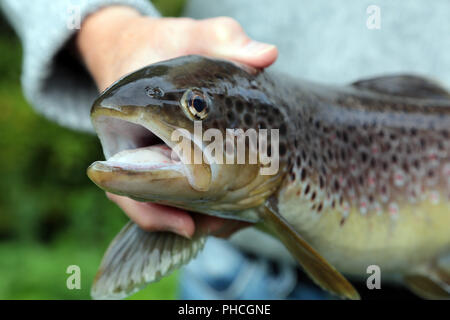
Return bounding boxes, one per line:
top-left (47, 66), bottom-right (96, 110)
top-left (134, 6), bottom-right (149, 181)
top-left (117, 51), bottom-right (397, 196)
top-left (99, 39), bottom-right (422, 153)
top-left (1, 0), bottom-right (449, 262)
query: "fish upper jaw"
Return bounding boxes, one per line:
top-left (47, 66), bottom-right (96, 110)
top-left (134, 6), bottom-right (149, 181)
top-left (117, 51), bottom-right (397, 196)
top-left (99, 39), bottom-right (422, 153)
top-left (87, 106), bottom-right (212, 200)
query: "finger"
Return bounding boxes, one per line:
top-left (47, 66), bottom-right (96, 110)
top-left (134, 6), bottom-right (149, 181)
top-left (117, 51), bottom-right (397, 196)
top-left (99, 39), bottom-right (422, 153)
top-left (212, 220), bottom-right (251, 239)
top-left (193, 213), bottom-right (252, 239)
top-left (196, 17), bottom-right (278, 68)
top-left (106, 192), bottom-right (195, 238)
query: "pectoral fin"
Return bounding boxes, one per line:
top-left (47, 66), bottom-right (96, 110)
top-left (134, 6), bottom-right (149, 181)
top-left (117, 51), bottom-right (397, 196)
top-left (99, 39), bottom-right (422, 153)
top-left (404, 255), bottom-right (450, 300)
top-left (91, 221), bottom-right (206, 300)
top-left (260, 205), bottom-right (360, 300)
top-left (351, 75), bottom-right (450, 100)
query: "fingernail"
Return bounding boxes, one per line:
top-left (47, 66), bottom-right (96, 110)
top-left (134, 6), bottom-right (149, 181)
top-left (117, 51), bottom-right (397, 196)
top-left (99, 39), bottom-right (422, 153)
top-left (239, 41), bottom-right (276, 56)
top-left (170, 227), bottom-right (192, 240)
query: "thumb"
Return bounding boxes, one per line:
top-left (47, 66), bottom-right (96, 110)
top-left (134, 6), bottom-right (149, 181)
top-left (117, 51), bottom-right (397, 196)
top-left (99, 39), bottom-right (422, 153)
top-left (197, 17), bottom-right (278, 68)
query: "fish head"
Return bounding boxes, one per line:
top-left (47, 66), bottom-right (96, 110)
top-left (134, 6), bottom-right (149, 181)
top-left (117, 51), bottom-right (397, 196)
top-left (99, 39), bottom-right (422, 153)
top-left (87, 55), bottom-right (285, 217)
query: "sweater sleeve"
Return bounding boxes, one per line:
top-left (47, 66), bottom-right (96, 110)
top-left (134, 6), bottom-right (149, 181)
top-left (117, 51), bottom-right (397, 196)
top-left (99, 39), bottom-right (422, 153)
top-left (0, 0), bottom-right (160, 132)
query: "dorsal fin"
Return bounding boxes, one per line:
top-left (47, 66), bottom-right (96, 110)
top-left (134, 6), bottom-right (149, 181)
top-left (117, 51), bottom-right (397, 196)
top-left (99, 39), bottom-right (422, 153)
top-left (351, 75), bottom-right (450, 100)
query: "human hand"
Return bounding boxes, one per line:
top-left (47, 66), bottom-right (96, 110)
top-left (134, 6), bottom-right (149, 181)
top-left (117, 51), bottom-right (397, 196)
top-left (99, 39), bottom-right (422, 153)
top-left (77, 6), bottom-right (277, 238)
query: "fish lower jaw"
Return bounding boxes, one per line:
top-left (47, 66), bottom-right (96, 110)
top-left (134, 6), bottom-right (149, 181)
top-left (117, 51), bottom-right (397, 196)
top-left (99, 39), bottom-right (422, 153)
top-left (101, 144), bottom-right (183, 171)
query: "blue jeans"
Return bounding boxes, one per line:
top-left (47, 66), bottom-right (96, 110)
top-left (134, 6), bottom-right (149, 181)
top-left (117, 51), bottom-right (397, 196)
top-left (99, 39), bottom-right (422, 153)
top-left (178, 237), bottom-right (331, 300)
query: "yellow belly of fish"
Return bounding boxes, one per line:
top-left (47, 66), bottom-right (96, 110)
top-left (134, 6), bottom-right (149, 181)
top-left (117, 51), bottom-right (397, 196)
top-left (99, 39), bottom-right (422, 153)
top-left (278, 187), bottom-right (450, 276)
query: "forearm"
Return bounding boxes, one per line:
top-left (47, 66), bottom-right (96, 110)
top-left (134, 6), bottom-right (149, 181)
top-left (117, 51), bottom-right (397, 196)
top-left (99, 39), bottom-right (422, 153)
top-left (0, 0), bottom-right (159, 132)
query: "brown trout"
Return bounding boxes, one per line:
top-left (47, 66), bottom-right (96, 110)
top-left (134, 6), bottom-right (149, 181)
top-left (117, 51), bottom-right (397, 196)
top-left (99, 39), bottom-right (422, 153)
top-left (87, 55), bottom-right (450, 300)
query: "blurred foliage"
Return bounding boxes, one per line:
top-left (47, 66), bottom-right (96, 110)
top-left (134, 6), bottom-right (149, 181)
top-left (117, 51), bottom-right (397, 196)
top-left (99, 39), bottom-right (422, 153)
top-left (0, 0), bottom-right (185, 300)
top-left (152, 0), bottom-right (186, 17)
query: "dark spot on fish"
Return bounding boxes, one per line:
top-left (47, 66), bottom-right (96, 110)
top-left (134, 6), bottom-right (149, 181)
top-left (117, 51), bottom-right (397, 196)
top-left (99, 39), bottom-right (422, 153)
top-left (340, 149), bottom-right (346, 162)
top-left (358, 175), bottom-right (364, 186)
top-left (304, 184), bottom-right (310, 195)
top-left (315, 121), bottom-right (321, 130)
top-left (244, 113), bottom-right (253, 126)
top-left (301, 150), bottom-right (307, 161)
top-left (304, 133), bottom-right (310, 143)
top-left (402, 162), bottom-right (409, 173)
top-left (236, 101), bottom-right (244, 112)
top-left (311, 191), bottom-right (316, 201)
top-left (342, 131), bottom-right (349, 143)
top-left (334, 180), bottom-right (340, 192)
top-left (258, 121), bottom-right (267, 129)
top-left (319, 176), bottom-right (325, 189)
top-left (279, 143), bottom-right (287, 157)
top-left (280, 124), bottom-right (287, 136)
top-left (301, 169), bottom-right (307, 181)
top-left (165, 92), bottom-right (176, 101)
top-left (361, 151), bottom-right (368, 163)
top-left (227, 111), bottom-right (235, 122)
top-left (391, 154), bottom-right (398, 164)
top-left (317, 203), bottom-right (323, 213)
top-left (225, 97), bottom-right (233, 108)
top-left (420, 138), bottom-right (426, 149)
top-left (327, 149), bottom-right (333, 161)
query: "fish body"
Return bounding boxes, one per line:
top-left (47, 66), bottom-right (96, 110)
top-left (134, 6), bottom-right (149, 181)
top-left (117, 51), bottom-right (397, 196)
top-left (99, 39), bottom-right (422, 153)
top-left (87, 55), bottom-right (450, 299)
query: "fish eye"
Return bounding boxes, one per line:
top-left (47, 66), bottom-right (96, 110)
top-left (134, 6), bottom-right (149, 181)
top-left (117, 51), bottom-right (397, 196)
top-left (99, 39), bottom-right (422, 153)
top-left (181, 89), bottom-right (209, 120)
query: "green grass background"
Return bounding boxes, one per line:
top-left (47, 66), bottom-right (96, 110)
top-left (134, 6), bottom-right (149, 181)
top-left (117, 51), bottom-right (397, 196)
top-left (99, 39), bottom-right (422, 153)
top-left (0, 0), bottom-right (184, 300)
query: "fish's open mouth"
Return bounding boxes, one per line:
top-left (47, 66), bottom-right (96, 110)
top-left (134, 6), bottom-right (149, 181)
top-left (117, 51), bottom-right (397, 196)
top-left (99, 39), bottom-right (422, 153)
top-left (88, 113), bottom-right (212, 192)
top-left (94, 116), bottom-right (183, 172)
